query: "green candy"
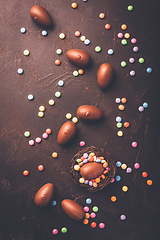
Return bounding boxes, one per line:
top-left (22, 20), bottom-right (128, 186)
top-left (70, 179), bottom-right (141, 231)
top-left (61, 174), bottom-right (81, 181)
top-left (117, 122), bottom-right (122, 128)
top-left (92, 206), bottom-right (99, 212)
top-left (61, 227), bottom-right (67, 233)
top-left (56, 49), bottom-right (62, 55)
top-left (121, 39), bottom-right (127, 45)
top-left (139, 58), bottom-right (145, 64)
top-left (95, 46), bottom-right (101, 52)
top-left (73, 70), bottom-right (79, 77)
top-left (121, 61), bottom-right (127, 67)
top-left (55, 91), bottom-right (61, 98)
top-left (24, 131), bottom-right (30, 137)
top-left (127, 5), bottom-right (133, 11)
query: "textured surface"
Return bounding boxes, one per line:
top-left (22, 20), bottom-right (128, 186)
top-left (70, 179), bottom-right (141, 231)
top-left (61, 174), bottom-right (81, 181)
top-left (0, 0), bottom-right (160, 240)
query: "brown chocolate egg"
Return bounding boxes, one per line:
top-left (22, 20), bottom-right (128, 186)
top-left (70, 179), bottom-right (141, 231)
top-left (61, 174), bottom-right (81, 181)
top-left (80, 162), bottom-right (104, 179)
top-left (77, 105), bottom-right (103, 121)
top-left (30, 5), bottom-right (52, 28)
top-left (57, 121), bottom-right (77, 145)
top-left (66, 49), bottom-right (90, 67)
top-left (61, 199), bottom-right (85, 220)
top-left (97, 63), bottom-right (114, 89)
top-left (34, 183), bottom-right (54, 207)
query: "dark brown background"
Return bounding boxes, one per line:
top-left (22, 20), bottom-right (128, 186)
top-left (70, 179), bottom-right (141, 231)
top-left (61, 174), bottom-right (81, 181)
top-left (0, 0), bottom-right (160, 239)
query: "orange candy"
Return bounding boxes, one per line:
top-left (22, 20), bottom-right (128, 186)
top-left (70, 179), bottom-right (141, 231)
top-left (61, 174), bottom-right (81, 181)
top-left (71, 2), bottom-right (78, 8)
top-left (111, 196), bottom-right (117, 202)
top-left (85, 213), bottom-right (90, 219)
top-left (75, 31), bottom-right (81, 37)
top-left (147, 180), bottom-right (153, 186)
top-left (105, 24), bottom-right (111, 30)
top-left (83, 219), bottom-right (89, 225)
top-left (103, 170), bottom-right (108, 174)
top-left (124, 122), bottom-right (130, 128)
top-left (99, 13), bottom-right (105, 19)
top-left (92, 182), bottom-right (98, 188)
top-left (121, 24), bottom-right (127, 30)
top-left (95, 178), bottom-right (101, 183)
top-left (38, 165), bottom-right (44, 171)
top-left (91, 222), bottom-right (97, 228)
top-left (52, 152), bottom-right (58, 158)
top-left (55, 59), bottom-right (61, 66)
top-left (46, 128), bottom-right (52, 134)
top-left (23, 170), bottom-right (29, 176)
top-left (121, 98), bottom-right (127, 103)
top-left (101, 174), bottom-right (105, 179)
top-left (118, 104), bottom-right (125, 111)
top-left (78, 69), bottom-right (84, 75)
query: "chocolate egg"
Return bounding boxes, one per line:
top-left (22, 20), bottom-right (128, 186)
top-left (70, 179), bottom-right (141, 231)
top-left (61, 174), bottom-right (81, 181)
top-left (30, 5), bottom-right (52, 28)
top-left (66, 49), bottom-right (90, 67)
top-left (97, 63), bottom-right (114, 89)
top-left (61, 199), bottom-right (85, 220)
top-left (77, 105), bottom-right (103, 121)
top-left (34, 183), bottom-right (54, 207)
top-left (80, 162), bottom-right (104, 179)
top-left (57, 121), bottom-right (77, 145)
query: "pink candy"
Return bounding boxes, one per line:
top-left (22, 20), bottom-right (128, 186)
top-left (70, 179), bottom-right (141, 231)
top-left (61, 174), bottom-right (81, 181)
top-left (118, 32), bottom-right (123, 38)
top-left (29, 140), bottom-right (34, 146)
top-left (52, 229), bottom-right (58, 235)
top-left (83, 206), bottom-right (89, 212)
top-left (79, 141), bottom-right (86, 147)
top-left (35, 137), bottom-right (42, 143)
top-left (90, 212), bottom-right (96, 218)
top-left (110, 178), bottom-right (115, 183)
top-left (134, 163), bottom-right (140, 169)
top-left (99, 222), bottom-right (105, 229)
top-left (132, 141), bottom-right (138, 148)
top-left (42, 133), bottom-right (48, 139)
top-left (131, 38), bottom-right (137, 44)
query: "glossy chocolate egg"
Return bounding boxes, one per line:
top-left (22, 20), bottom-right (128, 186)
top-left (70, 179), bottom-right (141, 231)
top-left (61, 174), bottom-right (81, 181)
top-left (77, 105), bottom-right (103, 121)
top-left (30, 5), bottom-right (52, 28)
top-left (61, 199), bottom-right (85, 220)
top-left (57, 121), bottom-right (77, 145)
top-left (80, 162), bottom-right (104, 179)
top-left (34, 183), bottom-right (54, 207)
top-left (66, 49), bottom-right (90, 67)
top-left (97, 63), bottom-right (114, 89)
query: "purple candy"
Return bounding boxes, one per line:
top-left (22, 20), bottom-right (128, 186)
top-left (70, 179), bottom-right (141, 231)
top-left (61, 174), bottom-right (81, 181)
top-left (120, 214), bottom-right (126, 220)
top-left (84, 180), bottom-right (89, 184)
top-left (89, 181), bottom-right (93, 187)
top-left (130, 70), bottom-right (135, 76)
top-left (83, 153), bottom-right (88, 159)
top-left (83, 159), bottom-right (89, 164)
top-left (138, 106), bottom-right (144, 112)
top-left (126, 167), bottom-right (132, 173)
top-left (133, 46), bottom-right (139, 52)
top-left (129, 58), bottom-right (135, 63)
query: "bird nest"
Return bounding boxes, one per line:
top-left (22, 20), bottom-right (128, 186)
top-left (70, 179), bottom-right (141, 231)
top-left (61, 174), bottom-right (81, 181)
top-left (70, 146), bottom-right (116, 192)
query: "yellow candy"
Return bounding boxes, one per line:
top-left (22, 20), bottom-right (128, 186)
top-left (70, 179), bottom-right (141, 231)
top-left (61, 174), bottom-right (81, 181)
top-left (89, 152), bottom-right (95, 157)
top-left (117, 131), bottom-right (123, 137)
top-left (124, 33), bottom-right (130, 39)
top-left (52, 152), bottom-right (58, 158)
top-left (66, 113), bottom-right (72, 119)
top-left (23, 50), bottom-right (30, 56)
top-left (121, 163), bottom-right (127, 169)
top-left (122, 186), bottom-right (128, 192)
top-left (39, 106), bottom-right (45, 112)
top-left (74, 165), bottom-right (80, 171)
top-left (38, 112), bottom-right (44, 117)
top-left (80, 36), bottom-right (86, 42)
top-left (79, 177), bottom-right (85, 183)
top-left (72, 117), bottom-right (78, 123)
top-left (59, 33), bottom-right (65, 39)
top-left (99, 156), bottom-right (104, 160)
top-left (49, 99), bottom-right (55, 105)
top-left (101, 160), bottom-right (106, 163)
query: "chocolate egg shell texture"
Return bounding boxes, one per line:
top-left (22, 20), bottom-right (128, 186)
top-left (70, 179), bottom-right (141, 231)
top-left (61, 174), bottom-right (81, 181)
top-left (34, 183), bottom-right (54, 207)
top-left (66, 49), bottom-right (90, 67)
top-left (57, 121), bottom-right (77, 145)
top-left (77, 105), bottom-right (103, 121)
top-left (61, 199), bottom-right (85, 221)
top-left (30, 5), bottom-right (52, 28)
top-left (97, 63), bottom-right (114, 89)
top-left (80, 162), bottom-right (104, 179)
